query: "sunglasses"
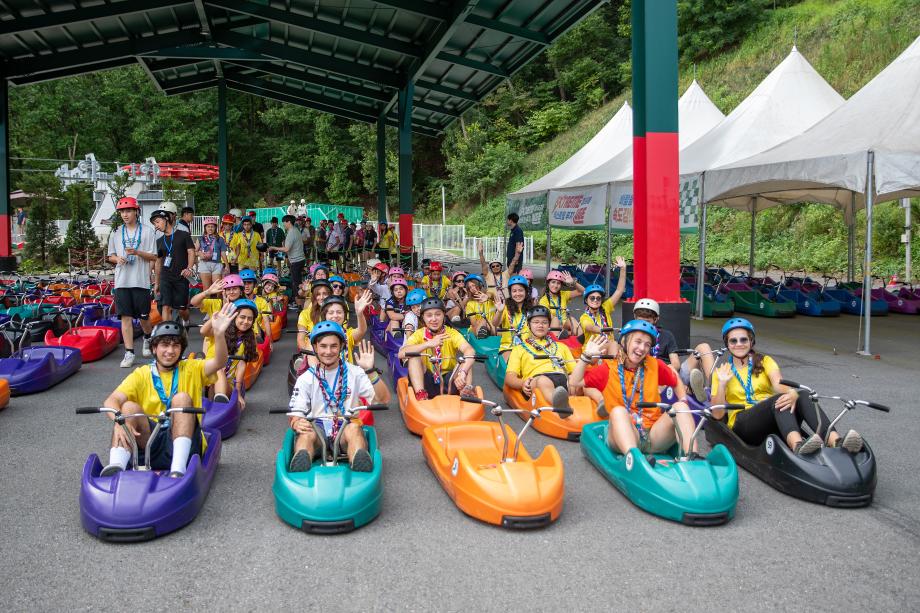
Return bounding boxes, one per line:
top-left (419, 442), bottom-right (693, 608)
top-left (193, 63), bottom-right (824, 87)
top-left (586, 295), bottom-right (603, 301)
top-left (727, 337), bottom-right (751, 346)
top-left (331, 283), bottom-right (345, 290)
top-left (454, 278), bottom-right (466, 284)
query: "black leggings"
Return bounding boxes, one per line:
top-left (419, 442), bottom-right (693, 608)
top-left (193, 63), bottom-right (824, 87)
top-left (731, 393), bottom-right (834, 446)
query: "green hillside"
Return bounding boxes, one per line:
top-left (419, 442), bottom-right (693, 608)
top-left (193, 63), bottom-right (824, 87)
top-left (446, 0), bottom-right (920, 278)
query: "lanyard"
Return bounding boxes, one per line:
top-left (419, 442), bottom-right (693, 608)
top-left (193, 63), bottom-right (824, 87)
top-left (731, 358), bottom-right (756, 404)
top-left (150, 362), bottom-right (180, 410)
top-left (122, 223), bottom-right (141, 250)
top-left (424, 327), bottom-right (445, 384)
top-left (224, 338), bottom-right (243, 375)
top-left (521, 336), bottom-right (562, 370)
top-left (311, 362), bottom-right (349, 437)
top-left (162, 230), bottom-right (174, 258)
top-left (587, 305), bottom-right (609, 329)
top-left (508, 309), bottom-right (526, 345)
top-left (617, 362), bottom-right (646, 435)
top-left (545, 292), bottom-right (564, 321)
top-left (242, 231), bottom-right (253, 256)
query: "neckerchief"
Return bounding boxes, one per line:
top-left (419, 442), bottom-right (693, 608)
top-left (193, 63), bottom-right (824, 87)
top-left (241, 231), bottom-right (254, 257)
top-left (310, 360), bottom-right (349, 437)
top-left (424, 327), bottom-right (445, 385)
top-left (150, 361), bottom-right (180, 410)
top-left (731, 357), bottom-right (756, 405)
top-left (491, 273), bottom-right (506, 298)
top-left (586, 305), bottom-right (610, 329)
top-left (617, 361), bottom-right (646, 437)
top-left (545, 292), bottom-right (564, 321)
top-left (521, 335), bottom-right (562, 370)
top-left (507, 307), bottom-right (526, 345)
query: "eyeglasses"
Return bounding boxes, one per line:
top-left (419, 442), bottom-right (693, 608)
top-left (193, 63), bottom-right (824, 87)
top-left (727, 337), bottom-right (750, 346)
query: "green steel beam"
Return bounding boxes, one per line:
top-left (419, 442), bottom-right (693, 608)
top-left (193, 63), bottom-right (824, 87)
top-left (10, 57), bottom-right (138, 85)
top-left (223, 61), bottom-right (391, 102)
top-left (385, 117), bottom-right (442, 137)
top-left (415, 79), bottom-right (477, 101)
top-left (369, 1), bottom-right (448, 21)
top-left (218, 80), bottom-right (229, 215)
top-left (165, 79), bottom-right (221, 95)
top-left (435, 51), bottom-right (508, 77)
top-left (6, 29), bottom-right (206, 78)
top-left (412, 99), bottom-right (459, 117)
top-left (161, 71), bottom-right (220, 91)
top-left (225, 79), bottom-right (379, 123)
top-left (0, 70), bottom-right (11, 262)
top-left (463, 14), bottom-right (548, 45)
top-left (226, 70), bottom-right (382, 116)
top-left (142, 44), bottom-right (271, 61)
top-left (376, 119), bottom-right (387, 222)
top-left (145, 58), bottom-right (212, 72)
top-left (206, 0), bottom-right (424, 58)
top-left (217, 79), bottom-right (230, 215)
top-left (214, 30), bottom-right (403, 88)
top-left (0, 0), bottom-right (191, 37)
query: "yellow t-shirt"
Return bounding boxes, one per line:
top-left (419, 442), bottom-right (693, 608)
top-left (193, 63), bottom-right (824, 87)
top-left (230, 231), bottom-right (262, 269)
top-left (297, 308), bottom-right (314, 332)
top-left (379, 231), bottom-right (398, 254)
top-left (247, 295), bottom-right (272, 337)
top-left (405, 326), bottom-right (467, 373)
top-left (199, 297), bottom-right (223, 317)
top-left (116, 360), bottom-right (216, 450)
top-left (205, 336), bottom-right (248, 384)
top-left (498, 307), bottom-right (530, 353)
top-left (539, 290), bottom-right (573, 321)
top-left (710, 355), bottom-right (780, 428)
top-left (579, 299), bottom-right (615, 346)
top-left (421, 275), bottom-right (450, 299)
top-left (506, 339), bottom-right (575, 380)
top-left (465, 296), bottom-right (495, 321)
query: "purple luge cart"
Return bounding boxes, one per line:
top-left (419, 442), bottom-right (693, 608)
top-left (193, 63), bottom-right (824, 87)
top-left (202, 388), bottom-right (242, 439)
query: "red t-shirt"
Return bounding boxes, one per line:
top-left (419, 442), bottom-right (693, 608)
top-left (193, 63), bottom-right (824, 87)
top-left (584, 358), bottom-right (677, 391)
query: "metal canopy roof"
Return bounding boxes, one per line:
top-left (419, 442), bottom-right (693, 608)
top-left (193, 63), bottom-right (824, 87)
top-left (0, 0), bottom-right (604, 137)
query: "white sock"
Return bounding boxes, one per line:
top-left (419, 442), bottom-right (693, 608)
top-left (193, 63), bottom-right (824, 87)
top-left (170, 436), bottom-right (193, 474)
top-left (108, 446), bottom-right (131, 470)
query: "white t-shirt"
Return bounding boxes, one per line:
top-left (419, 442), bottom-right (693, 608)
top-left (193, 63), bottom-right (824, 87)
top-left (107, 222), bottom-right (158, 289)
top-left (402, 312), bottom-right (419, 345)
top-left (289, 362), bottom-right (375, 434)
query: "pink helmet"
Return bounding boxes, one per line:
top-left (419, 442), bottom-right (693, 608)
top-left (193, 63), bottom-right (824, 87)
top-left (388, 276), bottom-right (408, 288)
top-left (520, 269), bottom-right (533, 281)
top-left (546, 270), bottom-right (566, 282)
top-left (388, 266), bottom-right (405, 277)
top-left (451, 270), bottom-right (467, 281)
top-left (261, 273), bottom-right (279, 284)
top-left (222, 274), bottom-right (243, 289)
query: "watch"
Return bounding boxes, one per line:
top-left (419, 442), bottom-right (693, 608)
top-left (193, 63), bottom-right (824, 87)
top-left (364, 367), bottom-right (381, 375)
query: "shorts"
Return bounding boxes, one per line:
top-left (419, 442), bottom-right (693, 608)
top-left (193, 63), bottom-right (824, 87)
top-left (138, 419), bottom-right (204, 471)
top-left (423, 369), bottom-right (460, 398)
top-left (115, 288), bottom-right (152, 319)
top-left (197, 260), bottom-right (224, 275)
top-left (524, 372), bottom-right (568, 398)
top-left (679, 360), bottom-right (692, 386)
top-left (445, 300), bottom-right (457, 309)
top-left (159, 276), bottom-right (190, 310)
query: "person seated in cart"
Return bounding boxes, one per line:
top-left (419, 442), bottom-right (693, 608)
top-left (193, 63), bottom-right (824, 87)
top-left (288, 322), bottom-right (391, 473)
top-left (239, 268), bottom-right (273, 346)
top-left (200, 299), bottom-right (259, 409)
top-left (539, 269), bottom-right (584, 335)
top-left (711, 318), bottom-right (863, 455)
top-left (461, 274), bottom-right (495, 339)
top-left (98, 304), bottom-right (237, 477)
top-left (571, 319), bottom-right (696, 456)
top-left (578, 256), bottom-right (629, 347)
top-left (398, 298), bottom-right (476, 400)
top-left (505, 306), bottom-right (604, 413)
top-left (478, 241), bottom-right (524, 301)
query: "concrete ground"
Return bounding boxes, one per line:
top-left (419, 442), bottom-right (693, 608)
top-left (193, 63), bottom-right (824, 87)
top-left (0, 304), bottom-right (918, 611)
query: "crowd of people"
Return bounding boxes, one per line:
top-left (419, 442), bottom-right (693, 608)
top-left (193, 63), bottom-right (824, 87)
top-left (100, 202), bottom-right (864, 481)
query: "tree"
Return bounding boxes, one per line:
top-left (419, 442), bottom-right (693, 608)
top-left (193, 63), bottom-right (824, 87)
top-left (22, 173), bottom-right (62, 267)
top-left (63, 183), bottom-right (100, 251)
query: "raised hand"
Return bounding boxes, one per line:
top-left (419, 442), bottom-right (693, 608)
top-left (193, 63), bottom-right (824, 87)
top-left (354, 290), bottom-right (373, 313)
top-left (583, 335), bottom-right (607, 359)
top-left (716, 363), bottom-right (733, 384)
top-left (562, 271), bottom-right (574, 285)
top-left (207, 278), bottom-right (224, 295)
top-left (615, 256), bottom-right (626, 269)
top-left (210, 302), bottom-right (238, 335)
top-left (355, 340), bottom-right (376, 371)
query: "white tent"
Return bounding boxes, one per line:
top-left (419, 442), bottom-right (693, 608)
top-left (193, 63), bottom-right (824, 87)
top-left (508, 101), bottom-right (633, 199)
top-left (702, 35), bottom-right (920, 354)
top-left (547, 79), bottom-right (727, 231)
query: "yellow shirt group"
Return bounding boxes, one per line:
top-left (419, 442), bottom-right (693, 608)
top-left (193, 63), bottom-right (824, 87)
top-left (506, 339), bottom-right (575, 380)
top-left (405, 326), bottom-right (467, 373)
top-left (710, 355), bottom-right (780, 428)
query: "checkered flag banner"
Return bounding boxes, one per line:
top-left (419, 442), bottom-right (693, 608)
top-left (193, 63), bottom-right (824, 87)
top-left (679, 175), bottom-right (701, 229)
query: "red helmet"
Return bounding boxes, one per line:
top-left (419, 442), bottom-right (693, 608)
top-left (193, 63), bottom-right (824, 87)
top-left (373, 262), bottom-right (389, 274)
top-left (116, 196), bottom-right (139, 211)
top-left (221, 214), bottom-right (236, 225)
top-left (429, 261), bottom-right (443, 272)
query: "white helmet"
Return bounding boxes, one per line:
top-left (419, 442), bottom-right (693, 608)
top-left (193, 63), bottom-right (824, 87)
top-left (229, 207), bottom-right (243, 218)
top-left (157, 201), bottom-right (178, 215)
top-left (299, 198), bottom-right (306, 204)
top-left (634, 298), bottom-right (660, 316)
top-left (290, 199), bottom-right (295, 205)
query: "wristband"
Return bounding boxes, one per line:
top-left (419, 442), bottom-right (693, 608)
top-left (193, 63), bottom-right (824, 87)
top-left (367, 372), bottom-right (381, 385)
top-left (364, 367), bottom-right (381, 375)
top-left (580, 354), bottom-right (593, 364)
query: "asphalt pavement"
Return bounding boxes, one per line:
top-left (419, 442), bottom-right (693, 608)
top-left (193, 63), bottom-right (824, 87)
top-left (0, 303), bottom-right (918, 611)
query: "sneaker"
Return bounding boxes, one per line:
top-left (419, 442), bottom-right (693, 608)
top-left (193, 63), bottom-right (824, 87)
top-left (213, 393), bottom-right (230, 404)
top-left (350, 448), bottom-right (373, 473)
top-left (476, 327), bottom-right (489, 339)
top-left (795, 433), bottom-right (822, 455)
top-left (552, 386), bottom-right (572, 418)
top-left (689, 368), bottom-right (707, 403)
top-left (841, 429), bottom-right (864, 454)
top-left (596, 400), bottom-right (608, 418)
top-left (289, 449), bottom-right (312, 473)
top-left (141, 337), bottom-right (152, 358)
top-left (414, 389), bottom-right (430, 401)
top-left (168, 470), bottom-right (185, 478)
top-left (119, 352), bottom-right (135, 368)
top-left (100, 464), bottom-right (123, 477)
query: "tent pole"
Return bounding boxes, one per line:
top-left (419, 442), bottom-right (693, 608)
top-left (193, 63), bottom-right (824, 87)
top-left (605, 200), bottom-right (612, 295)
top-left (748, 200), bottom-right (757, 277)
top-left (545, 224), bottom-right (551, 275)
top-left (695, 201), bottom-right (707, 319)
top-left (847, 193), bottom-right (856, 282)
top-left (903, 197), bottom-right (912, 282)
top-left (858, 151), bottom-right (875, 356)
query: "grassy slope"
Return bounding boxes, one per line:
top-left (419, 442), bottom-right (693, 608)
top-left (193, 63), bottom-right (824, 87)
top-left (447, 0), bottom-right (920, 276)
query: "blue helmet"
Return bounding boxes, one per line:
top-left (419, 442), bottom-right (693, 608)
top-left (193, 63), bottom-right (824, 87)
top-left (722, 317), bottom-right (755, 340)
top-left (309, 320), bottom-right (347, 343)
top-left (618, 319), bottom-right (659, 342)
top-left (584, 284), bottom-right (605, 300)
top-left (406, 288), bottom-right (427, 306)
top-left (262, 267), bottom-right (278, 276)
top-left (239, 268), bottom-right (258, 282)
top-left (465, 273), bottom-right (484, 287)
top-left (329, 275), bottom-right (345, 285)
top-left (232, 298), bottom-right (258, 317)
top-left (507, 275), bottom-right (529, 289)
